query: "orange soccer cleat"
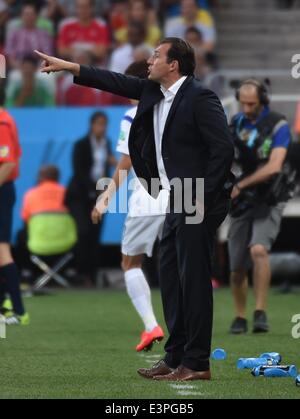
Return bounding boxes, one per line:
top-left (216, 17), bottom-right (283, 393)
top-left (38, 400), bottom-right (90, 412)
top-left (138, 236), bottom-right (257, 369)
top-left (136, 325), bottom-right (165, 352)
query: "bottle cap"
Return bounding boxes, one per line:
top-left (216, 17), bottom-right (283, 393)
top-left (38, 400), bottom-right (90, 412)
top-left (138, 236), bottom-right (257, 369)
top-left (212, 348), bottom-right (227, 360)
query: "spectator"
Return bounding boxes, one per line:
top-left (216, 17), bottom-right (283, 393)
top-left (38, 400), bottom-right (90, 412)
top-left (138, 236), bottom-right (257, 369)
top-left (57, 0), bottom-right (110, 65)
top-left (5, 55), bottom-right (55, 107)
top-left (110, 21), bottom-right (152, 73)
top-left (109, 0), bottom-right (129, 34)
top-left (41, 0), bottom-right (68, 29)
top-left (184, 26), bottom-right (207, 76)
top-left (4, 2), bottom-right (54, 69)
top-left (200, 53), bottom-right (224, 97)
top-left (164, 0), bottom-right (216, 51)
top-left (114, 0), bottom-right (161, 47)
top-left (65, 112), bottom-right (117, 287)
top-left (44, 0), bottom-right (111, 19)
top-left (21, 166), bottom-right (67, 223)
top-left (0, 1), bottom-right (8, 50)
top-left (0, 0), bottom-right (36, 25)
top-left (56, 49), bottom-right (129, 106)
top-left (160, 0), bottom-right (211, 18)
top-left (184, 26), bottom-right (223, 96)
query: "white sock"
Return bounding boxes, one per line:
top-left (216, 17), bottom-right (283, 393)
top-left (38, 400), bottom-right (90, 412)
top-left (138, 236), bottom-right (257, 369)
top-left (124, 268), bottom-right (158, 332)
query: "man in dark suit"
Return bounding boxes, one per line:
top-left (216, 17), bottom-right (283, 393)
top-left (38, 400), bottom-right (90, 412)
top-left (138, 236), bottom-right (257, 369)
top-left (66, 112), bottom-right (116, 286)
top-left (35, 38), bottom-right (234, 381)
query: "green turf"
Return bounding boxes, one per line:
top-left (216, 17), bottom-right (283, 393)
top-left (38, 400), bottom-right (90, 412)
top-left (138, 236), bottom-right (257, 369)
top-left (1, 288), bottom-right (299, 399)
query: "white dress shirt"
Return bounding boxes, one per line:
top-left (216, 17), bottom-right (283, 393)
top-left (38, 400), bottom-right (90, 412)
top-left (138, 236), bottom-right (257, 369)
top-left (116, 106), bottom-right (169, 217)
top-left (153, 76), bottom-right (187, 190)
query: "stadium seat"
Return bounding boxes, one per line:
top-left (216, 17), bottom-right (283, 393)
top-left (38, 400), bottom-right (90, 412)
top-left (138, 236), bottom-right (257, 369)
top-left (27, 212), bottom-right (77, 290)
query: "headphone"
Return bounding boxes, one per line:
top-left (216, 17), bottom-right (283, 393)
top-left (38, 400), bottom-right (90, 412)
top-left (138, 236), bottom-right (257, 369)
top-left (235, 79), bottom-right (270, 106)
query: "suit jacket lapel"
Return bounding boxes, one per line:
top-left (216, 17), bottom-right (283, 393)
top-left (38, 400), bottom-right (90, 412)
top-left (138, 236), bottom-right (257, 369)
top-left (135, 86), bottom-right (163, 119)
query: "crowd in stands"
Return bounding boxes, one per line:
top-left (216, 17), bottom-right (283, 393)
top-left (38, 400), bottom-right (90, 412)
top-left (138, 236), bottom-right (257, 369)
top-left (0, 0), bottom-right (221, 107)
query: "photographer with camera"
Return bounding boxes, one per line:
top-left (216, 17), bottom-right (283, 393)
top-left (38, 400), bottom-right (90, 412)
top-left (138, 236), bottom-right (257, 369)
top-left (228, 79), bottom-right (295, 335)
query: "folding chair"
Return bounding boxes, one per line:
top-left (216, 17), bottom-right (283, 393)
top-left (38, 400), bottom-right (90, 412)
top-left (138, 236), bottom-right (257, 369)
top-left (27, 212), bottom-right (77, 290)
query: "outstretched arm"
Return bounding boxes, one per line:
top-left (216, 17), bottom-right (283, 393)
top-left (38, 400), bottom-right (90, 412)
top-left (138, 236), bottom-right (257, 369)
top-left (35, 50), bottom-right (146, 100)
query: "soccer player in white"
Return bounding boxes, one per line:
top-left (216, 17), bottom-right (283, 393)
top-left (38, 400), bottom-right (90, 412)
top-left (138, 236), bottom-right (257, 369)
top-left (92, 61), bottom-right (169, 351)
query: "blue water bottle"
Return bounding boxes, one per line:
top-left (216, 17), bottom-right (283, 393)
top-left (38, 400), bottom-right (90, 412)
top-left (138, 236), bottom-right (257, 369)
top-left (212, 349), bottom-right (227, 360)
top-left (296, 375), bottom-right (300, 387)
top-left (237, 358), bottom-right (274, 369)
top-left (252, 365), bottom-right (298, 378)
top-left (259, 352), bottom-right (282, 364)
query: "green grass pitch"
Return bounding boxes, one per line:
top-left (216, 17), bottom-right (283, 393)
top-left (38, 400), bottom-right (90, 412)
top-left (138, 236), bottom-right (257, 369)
top-left (1, 288), bottom-right (299, 399)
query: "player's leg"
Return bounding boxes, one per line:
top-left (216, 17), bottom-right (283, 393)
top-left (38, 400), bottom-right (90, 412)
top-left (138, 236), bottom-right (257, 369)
top-left (0, 243), bottom-right (29, 325)
top-left (0, 275), bottom-right (6, 308)
top-left (122, 254), bottom-right (159, 332)
top-left (121, 215), bottom-right (165, 351)
top-left (0, 182), bottom-right (28, 325)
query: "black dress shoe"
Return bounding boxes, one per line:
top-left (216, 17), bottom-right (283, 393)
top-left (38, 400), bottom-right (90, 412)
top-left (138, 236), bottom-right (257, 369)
top-left (137, 360), bottom-right (174, 379)
top-left (230, 317), bottom-right (248, 334)
top-left (253, 310), bottom-right (269, 333)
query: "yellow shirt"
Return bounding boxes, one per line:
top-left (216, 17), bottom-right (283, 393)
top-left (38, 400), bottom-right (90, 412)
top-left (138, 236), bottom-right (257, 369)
top-left (192, 10), bottom-right (215, 28)
top-left (115, 25), bottom-right (161, 47)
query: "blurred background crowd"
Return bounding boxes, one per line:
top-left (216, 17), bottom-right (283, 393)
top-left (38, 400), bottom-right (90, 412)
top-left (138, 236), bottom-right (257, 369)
top-left (0, 0), bottom-right (222, 106)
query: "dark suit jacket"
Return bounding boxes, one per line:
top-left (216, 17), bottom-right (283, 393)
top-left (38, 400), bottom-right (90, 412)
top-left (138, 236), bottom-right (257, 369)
top-left (66, 135), bottom-right (111, 205)
top-left (74, 66), bottom-right (234, 208)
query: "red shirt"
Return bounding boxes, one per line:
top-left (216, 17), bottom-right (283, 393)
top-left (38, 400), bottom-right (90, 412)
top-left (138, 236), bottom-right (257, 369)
top-left (58, 18), bottom-right (110, 49)
top-left (56, 75), bottom-right (130, 106)
top-left (0, 109), bottom-right (21, 182)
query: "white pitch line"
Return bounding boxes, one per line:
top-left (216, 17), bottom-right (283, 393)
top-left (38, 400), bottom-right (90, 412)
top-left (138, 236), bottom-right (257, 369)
top-left (177, 391), bottom-right (204, 397)
top-left (145, 355), bottom-right (161, 358)
top-left (139, 353), bottom-right (162, 359)
top-left (170, 384), bottom-right (196, 390)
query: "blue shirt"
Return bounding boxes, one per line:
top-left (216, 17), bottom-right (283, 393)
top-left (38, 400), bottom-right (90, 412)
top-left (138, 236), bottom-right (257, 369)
top-left (233, 107), bottom-right (291, 150)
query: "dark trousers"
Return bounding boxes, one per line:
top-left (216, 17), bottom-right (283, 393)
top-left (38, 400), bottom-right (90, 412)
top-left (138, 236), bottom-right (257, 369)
top-left (159, 196), bottom-right (229, 371)
top-left (68, 199), bottom-right (102, 280)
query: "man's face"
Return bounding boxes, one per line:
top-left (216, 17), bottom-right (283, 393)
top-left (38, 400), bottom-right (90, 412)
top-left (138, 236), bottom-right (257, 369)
top-left (181, 0), bottom-right (198, 20)
top-left (147, 44), bottom-right (175, 83)
top-left (22, 6), bottom-right (37, 28)
top-left (76, 0), bottom-right (93, 21)
top-left (239, 85), bottom-right (263, 121)
top-left (185, 31), bottom-right (203, 48)
top-left (130, 1), bottom-right (147, 22)
top-left (92, 117), bottom-right (107, 139)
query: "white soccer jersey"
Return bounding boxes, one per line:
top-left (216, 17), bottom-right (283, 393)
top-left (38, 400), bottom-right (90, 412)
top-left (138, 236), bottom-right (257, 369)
top-left (116, 107), bottom-right (169, 218)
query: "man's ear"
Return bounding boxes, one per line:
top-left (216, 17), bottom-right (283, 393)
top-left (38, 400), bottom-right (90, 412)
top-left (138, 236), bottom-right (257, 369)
top-left (170, 60), bottom-right (179, 73)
